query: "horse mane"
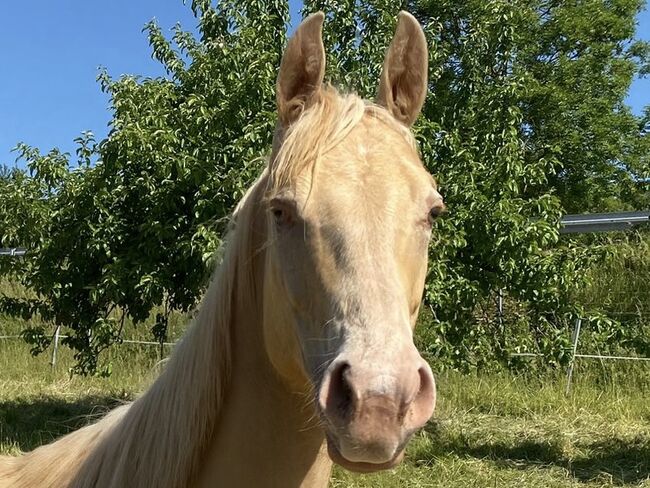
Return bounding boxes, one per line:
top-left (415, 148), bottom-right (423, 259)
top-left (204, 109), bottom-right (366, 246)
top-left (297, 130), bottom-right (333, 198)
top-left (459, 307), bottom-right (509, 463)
top-left (268, 85), bottom-right (417, 194)
top-left (0, 178), bottom-right (263, 488)
top-left (0, 85), bottom-right (415, 488)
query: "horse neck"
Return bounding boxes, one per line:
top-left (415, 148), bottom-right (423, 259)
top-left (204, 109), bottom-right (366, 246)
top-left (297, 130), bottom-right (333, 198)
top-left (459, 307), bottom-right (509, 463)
top-left (68, 262), bottom-right (238, 488)
top-left (65, 175), bottom-right (328, 488)
top-left (195, 183), bottom-right (332, 488)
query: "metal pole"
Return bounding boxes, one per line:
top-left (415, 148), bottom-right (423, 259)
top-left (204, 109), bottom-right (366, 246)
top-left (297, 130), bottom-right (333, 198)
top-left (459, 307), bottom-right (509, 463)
top-left (497, 288), bottom-right (504, 341)
top-left (565, 318), bottom-right (582, 395)
top-left (498, 289), bottom-right (504, 318)
top-left (50, 325), bottom-right (61, 367)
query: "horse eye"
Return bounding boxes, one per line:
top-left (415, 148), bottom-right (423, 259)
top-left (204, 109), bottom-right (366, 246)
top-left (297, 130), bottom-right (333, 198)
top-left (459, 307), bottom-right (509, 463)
top-left (428, 205), bottom-right (445, 225)
top-left (272, 207), bottom-right (289, 227)
top-left (269, 198), bottom-right (296, 227)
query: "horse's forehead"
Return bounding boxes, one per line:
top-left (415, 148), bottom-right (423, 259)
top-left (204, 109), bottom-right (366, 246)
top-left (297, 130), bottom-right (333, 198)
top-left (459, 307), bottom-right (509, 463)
top-left (310, 120), bottom-right (429, 208)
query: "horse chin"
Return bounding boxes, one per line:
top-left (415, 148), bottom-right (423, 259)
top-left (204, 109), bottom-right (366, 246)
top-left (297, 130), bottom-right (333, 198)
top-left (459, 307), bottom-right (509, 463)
top-left (325, 435), bottom-right (405, 473)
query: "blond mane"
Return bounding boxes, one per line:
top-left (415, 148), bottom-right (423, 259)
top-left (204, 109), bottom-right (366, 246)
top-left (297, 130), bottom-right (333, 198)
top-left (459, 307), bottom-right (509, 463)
top-left (268, 85), bottom-right (417, 194)
top-left (0, 85), bottom-right (415, 488)
top-left (0, 177), bottom-right (262, 488)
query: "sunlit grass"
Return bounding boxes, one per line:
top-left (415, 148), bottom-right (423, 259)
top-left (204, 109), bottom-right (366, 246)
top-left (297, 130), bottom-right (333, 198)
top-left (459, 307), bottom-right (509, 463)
top-left (332, 371), bottom-right (650, 487)
top-left (2, 238), bottom-right (650, 487)
top-left (1, 331), bottom-right (649, 487)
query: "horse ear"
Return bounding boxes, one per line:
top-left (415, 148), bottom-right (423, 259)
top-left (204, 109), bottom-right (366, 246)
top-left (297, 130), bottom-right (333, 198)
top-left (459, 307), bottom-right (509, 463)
top-left (377, 11), bottom-right (428, 126)
top-left (276, 12), bottom-right (326, 127)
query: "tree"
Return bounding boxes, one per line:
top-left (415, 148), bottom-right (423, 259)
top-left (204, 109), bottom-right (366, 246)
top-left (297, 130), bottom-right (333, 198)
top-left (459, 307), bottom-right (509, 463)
top-left (2, 0), bottom-right (289, 374)
top-left (302, 0), bottom-right (646, 367)
top-left (517, 0), bottom-right (650, 212)
top-left (1, 0), bottom-right (647, 373)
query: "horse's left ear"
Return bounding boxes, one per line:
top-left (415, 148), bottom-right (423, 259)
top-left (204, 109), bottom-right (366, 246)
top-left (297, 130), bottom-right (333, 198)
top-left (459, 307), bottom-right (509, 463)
top-left (276, 12), bottom-right (326, 127)
top-left (377, 11), bottom-right (428, 126)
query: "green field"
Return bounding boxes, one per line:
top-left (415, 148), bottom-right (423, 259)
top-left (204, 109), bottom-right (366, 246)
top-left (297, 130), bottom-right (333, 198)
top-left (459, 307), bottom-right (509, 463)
top-left (1, 328), bottom-right (649, 487)
top-left (2, 239), bottom-right (650, 487)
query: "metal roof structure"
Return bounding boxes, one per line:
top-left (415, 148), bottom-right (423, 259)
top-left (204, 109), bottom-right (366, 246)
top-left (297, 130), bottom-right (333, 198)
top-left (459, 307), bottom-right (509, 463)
top-left (560, 211), bottom-right (650, 234)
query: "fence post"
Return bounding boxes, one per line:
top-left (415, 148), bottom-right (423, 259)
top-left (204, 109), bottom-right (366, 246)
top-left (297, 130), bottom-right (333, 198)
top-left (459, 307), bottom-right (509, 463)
top-left (497, 289), bottom-right (504, 318)
top-left (497, 288), bottom-right (504, 341)
top-left (50, 325), bottom-right (61, 367)
top-left (565, 317), bottom-right (582, 395)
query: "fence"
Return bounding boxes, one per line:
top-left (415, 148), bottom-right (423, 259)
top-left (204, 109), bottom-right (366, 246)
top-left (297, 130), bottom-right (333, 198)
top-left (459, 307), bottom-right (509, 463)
top-left (0, 248), bottom-right (26, 257)
top-left (2, 212), bottom-right (649, 389)
top-left (537, 211), bottom-right (649, 393)
top-left (560, 211), bottom-right (650, 234)
top-left (0, 330), bottom-right (176, 366)
top-left (1, 249), bottom-right (176, 364)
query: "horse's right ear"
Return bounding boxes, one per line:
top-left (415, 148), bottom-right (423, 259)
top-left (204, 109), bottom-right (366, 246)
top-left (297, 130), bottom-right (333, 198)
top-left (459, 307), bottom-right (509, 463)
top-left (276, 12), bottom-right (326, 127)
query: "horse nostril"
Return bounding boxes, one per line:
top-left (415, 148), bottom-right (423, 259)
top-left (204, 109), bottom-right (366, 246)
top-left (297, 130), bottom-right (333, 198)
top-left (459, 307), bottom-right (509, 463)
top-left (319, 356), bottom-right (436, 434)
top-left (404, 363), bottom-right (436, 430)
top-left (327, 361), bottom-right (354, 418)
top-left (319, 360), bottom-right (359, 424)
top-left (418, 366), bottom-right (433, 395)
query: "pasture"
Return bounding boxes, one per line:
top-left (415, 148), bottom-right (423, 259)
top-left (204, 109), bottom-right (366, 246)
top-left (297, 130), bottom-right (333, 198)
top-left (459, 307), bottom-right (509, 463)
top-left (1, 318), bottom-right (649, 487)
top-left (0, 1), bottom-right (648, 485)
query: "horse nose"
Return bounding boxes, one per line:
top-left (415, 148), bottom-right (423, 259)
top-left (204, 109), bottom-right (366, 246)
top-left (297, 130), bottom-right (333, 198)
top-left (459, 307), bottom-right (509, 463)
top-left (318, 353), bottom-right (436, 464)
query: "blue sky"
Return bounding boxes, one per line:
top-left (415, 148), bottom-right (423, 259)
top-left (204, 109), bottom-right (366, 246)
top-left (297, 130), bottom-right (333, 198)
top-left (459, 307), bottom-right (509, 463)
top-left (0, 1), bottom-right (648, 169)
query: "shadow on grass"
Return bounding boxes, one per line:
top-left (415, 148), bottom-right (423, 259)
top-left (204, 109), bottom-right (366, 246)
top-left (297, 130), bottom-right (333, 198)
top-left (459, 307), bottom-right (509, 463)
top-left (421, 422), bottom-right (650, 485)
top-left (0, 394), bottom-right (128, 452)
top-left (570, 439), bottom-right (650, 485)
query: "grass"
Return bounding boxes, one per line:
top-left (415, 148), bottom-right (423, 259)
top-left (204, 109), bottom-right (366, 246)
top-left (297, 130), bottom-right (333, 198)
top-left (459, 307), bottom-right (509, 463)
top-left (0, 335), bottom-right (160, 455)
top-left (1, 332), bottom-right (649, 487)
top-left (572, 233), bottom-right (650, 358)
top-left (0, 283), bottom-right (170, 454)
top-left (576, 235), bottom-right (650, 314)
top-left (331, 368), bottom-right (650, 487)
top-left (1, 235), bottom-right (650, 487)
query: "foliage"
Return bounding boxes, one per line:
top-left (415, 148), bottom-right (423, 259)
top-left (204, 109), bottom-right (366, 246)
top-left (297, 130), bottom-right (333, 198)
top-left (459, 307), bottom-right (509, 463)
top-left (514, 0), bottom-right (650, 213)
top-left (305, 0), bottom-right (647, 369)
top-left (571, 230), bottom-right (650, 358)
top-left (0, 0), bottom-right (648, 374)
top-left (412, 0), bottom-right (648, 368)
top-left (1, 1), bottom-right (288, 374)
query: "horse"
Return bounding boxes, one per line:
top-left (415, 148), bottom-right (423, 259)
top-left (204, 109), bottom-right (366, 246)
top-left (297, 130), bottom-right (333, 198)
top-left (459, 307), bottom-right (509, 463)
top-left (0, 11), bottom-right (444, 488)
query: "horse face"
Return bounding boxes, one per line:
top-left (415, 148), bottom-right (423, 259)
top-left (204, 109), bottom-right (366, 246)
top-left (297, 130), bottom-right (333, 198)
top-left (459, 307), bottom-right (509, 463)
top-left (263, 11), bottom-right (442, 472)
